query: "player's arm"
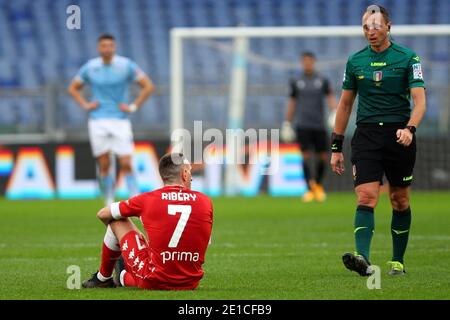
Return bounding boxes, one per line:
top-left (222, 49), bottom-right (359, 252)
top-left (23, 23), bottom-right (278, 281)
top-left (97, 195), bottom-right (144, 226)
top-left (67, 79), bottom-right (98, 111)
top-left (285, 97), bottom-right (296, 122)
top-left (281, 80), bottom-right (297, 142)
top-left (324, 79), bottom-right (338, 111)
top-left (120, 62), bottom-right (155, 113)
top-left (330, 89), bottom-right (357, 175)
top-left (133, 75), bottom-right (155, 108)
top-left (326, 91), bottom-right (338, 111)
top-left (333, 89), bottom-right (356, 135)
top-left (281, 97), bottom-right (297, 142)
top-left (97, 206), bottom-right (115, 226)
top-left (285, 79), bottom-right (298, 122)
top-left (396, 87), bottom-right (426, 146)
top-left (396, 54), bottom-right (427, 146)
top-left (408, 87), bottom-right (426, 127)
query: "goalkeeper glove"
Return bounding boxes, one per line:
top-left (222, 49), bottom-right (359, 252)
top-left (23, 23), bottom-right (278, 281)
top-left (281, 121), bottom-right (296, 142)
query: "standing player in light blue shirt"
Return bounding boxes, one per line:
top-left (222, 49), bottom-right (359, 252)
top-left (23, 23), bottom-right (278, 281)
top-left (68, 34), bottom-right (155, 205)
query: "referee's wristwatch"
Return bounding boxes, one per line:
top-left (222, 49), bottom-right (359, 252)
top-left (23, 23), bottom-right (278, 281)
top-left (405, 125), bottom-right (416, 134)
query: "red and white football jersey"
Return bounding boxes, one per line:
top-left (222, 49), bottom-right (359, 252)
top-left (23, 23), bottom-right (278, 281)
top-left (112, 185), bottom-right (213, 289)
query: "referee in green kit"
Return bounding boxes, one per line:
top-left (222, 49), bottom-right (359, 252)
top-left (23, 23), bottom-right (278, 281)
top-left (330, 5), bottom-right (426, 276)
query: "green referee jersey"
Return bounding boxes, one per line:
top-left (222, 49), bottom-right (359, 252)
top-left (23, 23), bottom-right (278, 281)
top-left (342, 42), bottom-right (425, 124)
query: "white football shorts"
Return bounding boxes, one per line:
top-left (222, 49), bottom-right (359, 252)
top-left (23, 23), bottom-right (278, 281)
top-left (88, 118), bottom-right (134, 157)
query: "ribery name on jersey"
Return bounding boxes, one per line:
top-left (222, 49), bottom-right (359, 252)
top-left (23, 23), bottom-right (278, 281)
top-left (161, 192), bottom-right (197, 202)
top-left (161, 251), bottom-right (200, 264)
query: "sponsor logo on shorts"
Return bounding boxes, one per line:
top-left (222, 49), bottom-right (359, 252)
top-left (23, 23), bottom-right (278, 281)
top-left (402, 175), bottom-right (413, 182)
top-left (352, 165), bottom-right (357, 181)
top-left (161, 251), bottom-right (200, 264)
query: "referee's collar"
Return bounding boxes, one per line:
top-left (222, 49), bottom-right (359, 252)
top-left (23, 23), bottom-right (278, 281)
top-left (368, 41), bottom-right (393, 55)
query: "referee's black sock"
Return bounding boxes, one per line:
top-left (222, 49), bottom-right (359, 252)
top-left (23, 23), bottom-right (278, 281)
top-left (354, 205), bottom-right (375, 262)
top-left (391, 207), bottom-right (412, 264)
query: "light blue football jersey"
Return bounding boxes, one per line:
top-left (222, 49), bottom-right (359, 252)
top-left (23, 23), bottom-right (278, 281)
top-left (75, 55), bottom-right (144, 119)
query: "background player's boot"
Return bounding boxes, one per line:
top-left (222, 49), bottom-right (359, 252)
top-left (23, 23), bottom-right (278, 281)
top-left (342, 252), bottom-right (374, 276)
top-left (302, 180), bottom-right (315, 202)
top-left (82, 271), bottom-right (116, 288)
top-left (302, 190), bottom-right (315, 202)
top-left (312, 183), bottom-right (327, 202)
top-left (114, 256), bottom-right (125, 287)
top-left (388, 261), bottom-right (406, 275)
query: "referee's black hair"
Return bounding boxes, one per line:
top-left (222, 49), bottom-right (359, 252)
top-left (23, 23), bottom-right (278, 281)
top-left (97, 33), bottom-right (116, 42)
top-left (301, 51), bottom-right (316, 59)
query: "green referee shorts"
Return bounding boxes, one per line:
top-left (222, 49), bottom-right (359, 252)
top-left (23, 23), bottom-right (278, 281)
top-left (350, 123), bottom-right (416, 188)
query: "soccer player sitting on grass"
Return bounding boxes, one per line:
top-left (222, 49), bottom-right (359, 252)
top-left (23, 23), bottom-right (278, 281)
top-left (82, 153), bottom-right (214, 290)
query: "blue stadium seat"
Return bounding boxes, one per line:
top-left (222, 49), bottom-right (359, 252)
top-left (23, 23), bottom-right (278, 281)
top-left (0, 60), bottom-right (19, 87)
top-left (0, 97), bottom-right (18, 125)
top-left (16, 97), bottom-right (43, 126)
top-left (0, 0), bottom-right (447, 132)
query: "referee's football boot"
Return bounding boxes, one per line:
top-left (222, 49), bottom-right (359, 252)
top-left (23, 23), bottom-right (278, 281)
top-left (387, 261), bottom-right (406, 276)
top-left (82, 271), bottom-right (116, 288)
top-left (342, 252), bottom-right (374, 277)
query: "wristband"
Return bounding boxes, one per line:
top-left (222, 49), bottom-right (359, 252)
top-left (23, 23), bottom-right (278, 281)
top-left (331, 132), bottom-right (345, 153)
top-left (405, 125), bottom-right (416, 134)
top-left (128, 103), bottom-right (138, 113)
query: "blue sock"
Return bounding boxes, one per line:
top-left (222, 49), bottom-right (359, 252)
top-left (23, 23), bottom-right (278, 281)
top-left (125, 174), bottom-right (139, 197)
top-left (99, 175), bottom-right (114, 202)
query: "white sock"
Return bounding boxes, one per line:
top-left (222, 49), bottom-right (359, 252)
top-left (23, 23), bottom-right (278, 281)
top-left (104, 225), bottom-right (120, 251)
top-left (97, 271), bottom-right (112, 282)
top-left (119, 270), bottom-right (127, 287)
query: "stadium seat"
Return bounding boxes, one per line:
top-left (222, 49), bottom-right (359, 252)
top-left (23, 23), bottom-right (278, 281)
top-left (0, 0), bottom-right (448, 131)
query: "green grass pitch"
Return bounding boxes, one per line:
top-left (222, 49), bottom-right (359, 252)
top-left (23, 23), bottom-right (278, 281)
top-left (0, 192), bottom-right (449, 300)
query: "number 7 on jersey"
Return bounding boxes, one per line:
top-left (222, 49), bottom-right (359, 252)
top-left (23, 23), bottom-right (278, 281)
top-left (167, 204), bottom-right (192, 248)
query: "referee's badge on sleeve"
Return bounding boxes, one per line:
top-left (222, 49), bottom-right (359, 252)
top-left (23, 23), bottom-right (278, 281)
top-left (412, 63), bottom-right (423, 80)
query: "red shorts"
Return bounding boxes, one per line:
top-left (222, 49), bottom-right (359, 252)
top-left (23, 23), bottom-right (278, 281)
top-left (119, 231), bottom-right (198, 290)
